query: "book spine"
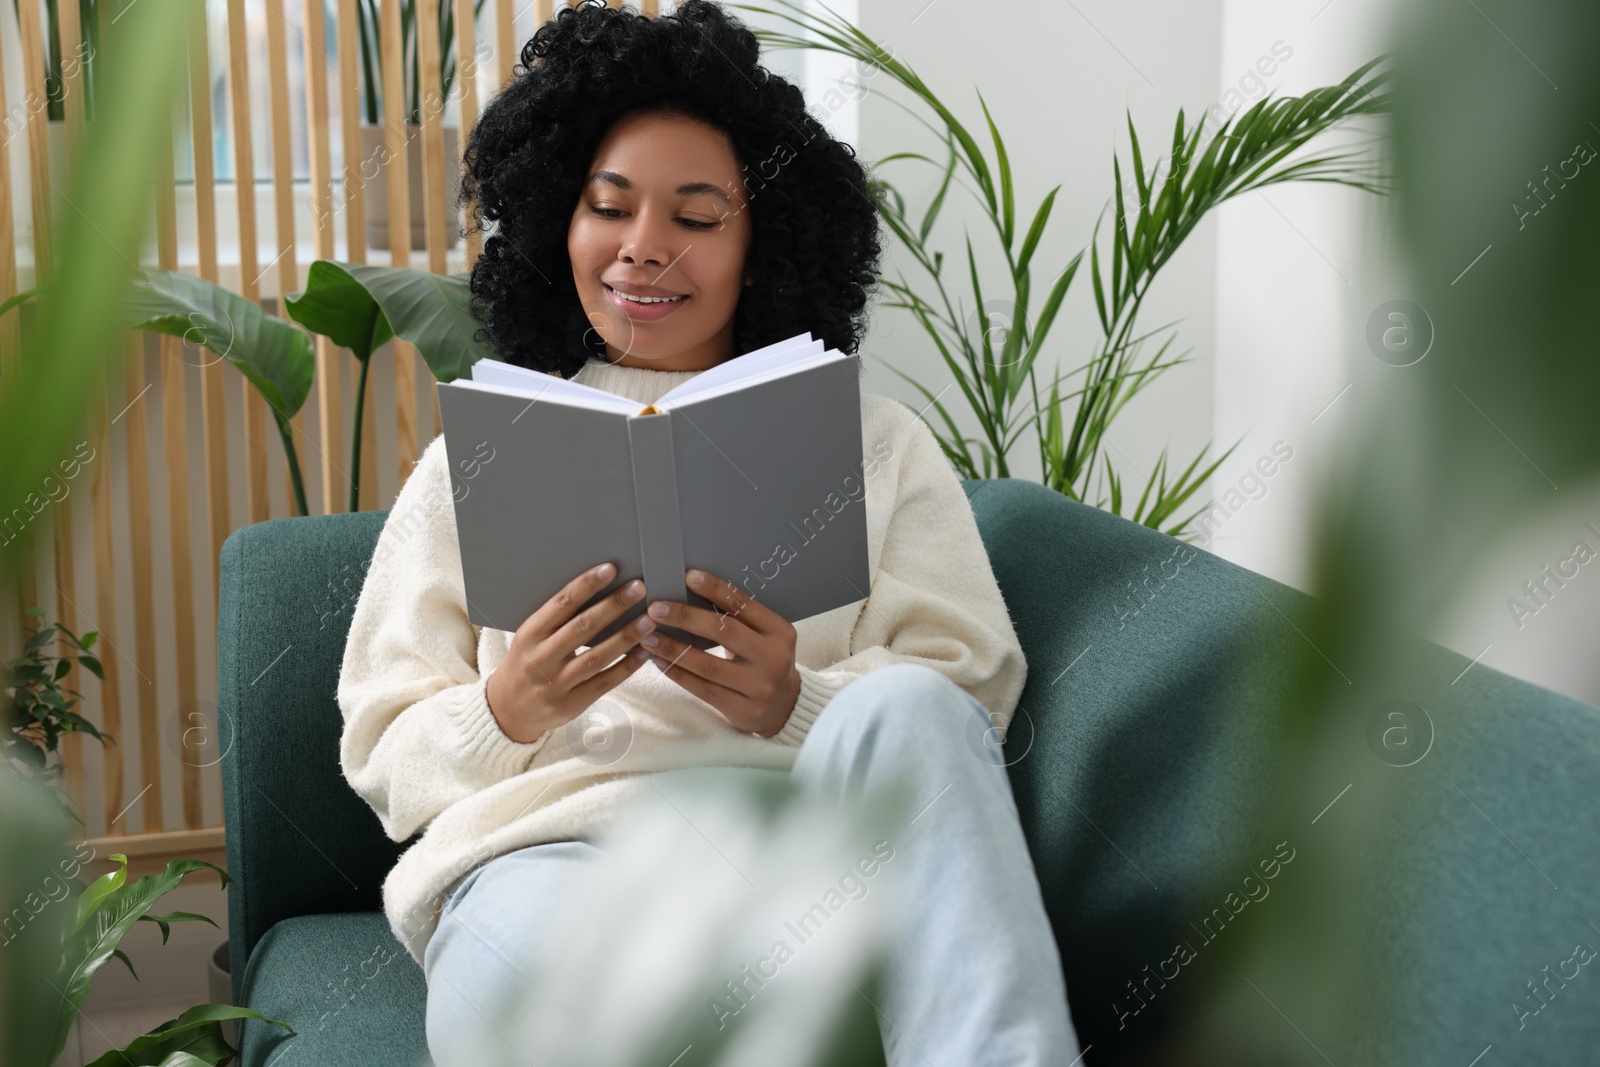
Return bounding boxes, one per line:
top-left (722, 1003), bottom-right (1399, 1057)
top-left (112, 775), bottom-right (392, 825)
top-left (626, 413), bottom-right (699, 646)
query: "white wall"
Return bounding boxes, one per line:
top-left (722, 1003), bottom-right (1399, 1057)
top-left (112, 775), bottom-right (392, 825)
top-left (1209, 0), bottom-right (1401, 590)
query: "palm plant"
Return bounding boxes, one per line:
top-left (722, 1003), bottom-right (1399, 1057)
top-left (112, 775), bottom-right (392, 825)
top-left (736, 1), bottom-right (1391, 537)
top-left (355, 0), bottom-right (491, 126)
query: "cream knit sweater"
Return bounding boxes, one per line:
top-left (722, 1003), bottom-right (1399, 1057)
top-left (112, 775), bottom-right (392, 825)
top-left (337, 354), bottom-right (1029, 965)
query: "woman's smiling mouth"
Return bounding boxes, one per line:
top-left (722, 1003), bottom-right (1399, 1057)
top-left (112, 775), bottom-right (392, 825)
top-left (604, 282), bottom-right (690, 320)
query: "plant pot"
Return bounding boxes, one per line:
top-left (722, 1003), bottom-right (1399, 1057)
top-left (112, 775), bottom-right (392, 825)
top-left (208, 940), bottom-right (236, 1046)
top-left (360, 121), bottom-right (462, 252)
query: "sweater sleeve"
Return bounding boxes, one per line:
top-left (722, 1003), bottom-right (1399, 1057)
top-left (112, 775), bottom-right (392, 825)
top-left (770, 404), bottom-right (1029, 748)
top-left (337, 437), bottom-right (550, 843)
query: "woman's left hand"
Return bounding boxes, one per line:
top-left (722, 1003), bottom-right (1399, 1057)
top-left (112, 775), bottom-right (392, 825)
top-left (640, 568), bottom-right (801, 738)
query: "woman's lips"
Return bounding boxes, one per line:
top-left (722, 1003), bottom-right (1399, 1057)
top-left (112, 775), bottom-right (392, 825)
top-left (604, 283), bottom-right (689, 321)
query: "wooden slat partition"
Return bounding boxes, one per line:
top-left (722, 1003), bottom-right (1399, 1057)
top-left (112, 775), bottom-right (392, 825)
top-left (187, 0), bottom-right (233, 611)
top-left (16, 0), bottom-right (53, 289)
top-left (88, 360), bottom-right (127, 836)
top-left (0, 0), bottom-right (623, 866)
top-left (265, 0), bottom-right (307, 516)
top-left (225, 0), bottom-right (271, 526)
top-left (49, 0), bottom-right (89, 822)
top-left (0, 9), bottom-right (15, 377)
top-left (379, 0), bottom-right (419, 486)
top-left (306, 0), bottom-right (346, 516)
top-left (455, 0), bottom-right (482, 269)
top-left (155, 77), bottom-right (207, 831)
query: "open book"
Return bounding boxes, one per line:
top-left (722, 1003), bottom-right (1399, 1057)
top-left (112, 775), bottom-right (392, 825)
top-left (435, 333), bottom-right (872, 652)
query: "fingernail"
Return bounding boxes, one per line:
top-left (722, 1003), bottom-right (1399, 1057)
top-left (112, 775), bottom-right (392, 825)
top-left (641, 633), bottom-right (659, 647)
top-left (595, 563), bottom-right (615, 579)
top-left (687, 568), bottom-right (706, 586)
top-left (624, 579), bottom-right (644, 599)
top-left (634, 615), bottom-right (654, 633)
top-left (648, 602), bottom-right (670, 618)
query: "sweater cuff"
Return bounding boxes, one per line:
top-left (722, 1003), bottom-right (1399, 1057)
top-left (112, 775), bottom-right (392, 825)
top-left (447, 675), bottom-right (550, 776)
top-left (770, 664), bottom-right (852, 747)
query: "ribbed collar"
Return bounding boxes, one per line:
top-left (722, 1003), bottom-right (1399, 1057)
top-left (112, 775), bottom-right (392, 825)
top-left (570, 355), bottom-right (707, 407)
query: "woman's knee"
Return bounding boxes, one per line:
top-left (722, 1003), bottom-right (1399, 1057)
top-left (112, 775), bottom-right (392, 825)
top-left (822, 663), bottom-right (989, 741)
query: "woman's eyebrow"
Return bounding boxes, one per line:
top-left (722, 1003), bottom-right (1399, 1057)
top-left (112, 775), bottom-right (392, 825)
top-left (588, 170), bottom-right (733, 204)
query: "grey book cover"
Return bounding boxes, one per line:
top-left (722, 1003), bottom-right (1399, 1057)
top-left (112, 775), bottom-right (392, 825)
top-left (435, 337), bottom-right (871, 657)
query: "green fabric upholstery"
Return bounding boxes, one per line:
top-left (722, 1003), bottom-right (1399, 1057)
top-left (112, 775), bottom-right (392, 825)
top-left (236, 913), bottom-right (428, 1065)
top-left (219, 477), bottom-right (1600, 1066)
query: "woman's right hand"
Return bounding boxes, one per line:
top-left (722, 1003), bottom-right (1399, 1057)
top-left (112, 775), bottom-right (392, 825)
top-left (485, 562), bottom-right (656, 743)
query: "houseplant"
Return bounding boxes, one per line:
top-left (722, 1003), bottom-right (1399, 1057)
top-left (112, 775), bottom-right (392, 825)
top-left (353, 0), bottom-right (491, 252)
top-left (2, 605), bottom-right (107, 826)
top-left (1, 261), bottom-right (487, 518)
top-left (1, 611), bottom-right (295, 1065)
top-left (736, 0), bottom-right (1392, 537)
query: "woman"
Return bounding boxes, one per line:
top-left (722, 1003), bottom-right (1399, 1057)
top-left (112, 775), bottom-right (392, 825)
top-left (336, 2), bottom-right (1081, 1063)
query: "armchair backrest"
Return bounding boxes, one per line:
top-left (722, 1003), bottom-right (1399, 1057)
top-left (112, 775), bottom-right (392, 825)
top-left (219, 509), bottom-right (403, 1004)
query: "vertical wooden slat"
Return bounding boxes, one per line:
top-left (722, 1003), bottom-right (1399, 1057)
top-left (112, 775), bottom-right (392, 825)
top-left (266, 0), bottom-right (308, 516)
top-left (55, 0), bottom-right (86, 171)
top-left (337, 0), bottom-right (378, 511)
top-left (417, 0), bottom-right (445, 448)
top-left (89, 363), bottom-right (125, 837)
top-left (0, 8), bottom-right (17, 375)
top-left (495, 0), bottom-right (515, 90)
top-left (16, 0), bottom-right (54, 288)
top-left (380, 0), bottom-right (418, 488)
top-left (226, 0), bottom-right (271, 524)
top-left (154, 80), bottom-right (205, 832)
top-left (121, 340), bottom-right (164, 836)
top-left (418, 0), bottom-right (446, 276)
top-left (49, 495), bottom-right (83, 823)
top-left (642, 0), bottom-right (658, 16)
top-left (188, 0), bottom-right (232, 614)
top-left (306, 0), bottom-right (347, 516)
top-left (265, 0), bottom-right (300, 304)
top-left (337, 0), bottom-right (365, 268)
top-left (453, 0), bottom-right (481, 271)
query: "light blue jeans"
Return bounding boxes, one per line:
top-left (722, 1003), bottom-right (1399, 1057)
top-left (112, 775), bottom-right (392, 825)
top-left (423, 663), bottom-right (1082, 1066)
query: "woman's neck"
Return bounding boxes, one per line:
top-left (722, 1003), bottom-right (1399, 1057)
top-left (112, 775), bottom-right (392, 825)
top-left (571, 355), bottom-right (707, 408)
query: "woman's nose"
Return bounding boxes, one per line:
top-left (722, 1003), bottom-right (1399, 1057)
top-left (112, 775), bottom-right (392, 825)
top-left (616, 209), bottom-right (676, 268)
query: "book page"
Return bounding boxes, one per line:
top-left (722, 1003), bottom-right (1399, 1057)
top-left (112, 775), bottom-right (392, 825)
top-left (655, 333), bottom-right (819, 406)
top-left (448, 375), bottom-right (637, 415)
top-left (660, 346), bottom-right (845, 411)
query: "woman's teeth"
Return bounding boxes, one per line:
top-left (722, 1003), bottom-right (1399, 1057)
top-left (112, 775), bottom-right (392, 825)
top-left (610, 287), bottom-right (686, 305)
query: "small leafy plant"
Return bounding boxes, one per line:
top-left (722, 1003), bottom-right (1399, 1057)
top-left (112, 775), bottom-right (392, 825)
top-left (43, 853), bottom-right (293, 1067)
top-left (3, 605), bottom-right (107, 822)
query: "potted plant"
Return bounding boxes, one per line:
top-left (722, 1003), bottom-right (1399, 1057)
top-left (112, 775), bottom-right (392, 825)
top-left (2, 610), bottom-right (294, 1064)
top-left (738, 0), bottom-right (1392, 538)
top-left (3, 605), bottom-right (107, 825)
top-left (353, 0), bottom-right (490, 252)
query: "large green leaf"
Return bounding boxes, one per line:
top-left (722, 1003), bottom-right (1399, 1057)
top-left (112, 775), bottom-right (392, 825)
top-left (284, 261), bottom-right (493, 382)
top-left (281, 259), bottom-right (394, 362)
top-left (63, 852), bottom-right (128, 941)
top-left (121, 269), bottom-right (315, 419)
top-left (48, 860), bottom-right (232, 1064)
top-left (83, 1003), bottom-right (295, 1067)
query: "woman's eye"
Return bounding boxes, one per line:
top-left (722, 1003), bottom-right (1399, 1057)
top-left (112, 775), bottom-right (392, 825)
top-left (589, 206), bottom-right (719, 230)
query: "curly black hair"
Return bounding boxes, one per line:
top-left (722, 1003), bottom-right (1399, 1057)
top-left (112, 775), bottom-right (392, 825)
top-left (457, 0), bottom-right (884, 379)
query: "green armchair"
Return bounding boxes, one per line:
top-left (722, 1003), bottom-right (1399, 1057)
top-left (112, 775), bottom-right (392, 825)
top-left (220, 477), bottom-right (1600, 1066)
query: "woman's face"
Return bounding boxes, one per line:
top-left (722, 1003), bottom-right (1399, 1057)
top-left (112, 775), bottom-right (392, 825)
top-left (567, 110), bottom-right (754, 372)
